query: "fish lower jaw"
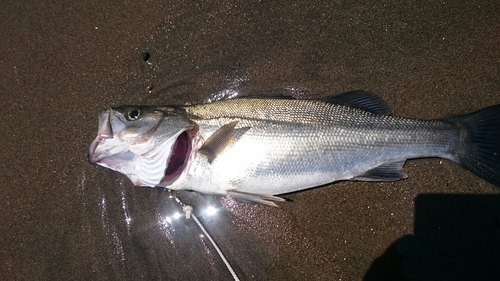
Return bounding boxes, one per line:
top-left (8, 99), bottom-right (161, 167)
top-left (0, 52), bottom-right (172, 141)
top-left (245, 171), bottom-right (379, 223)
top-left (129, 176), bottom-right (158, 188)
top-left (87, 137), bottom-right (109, 163)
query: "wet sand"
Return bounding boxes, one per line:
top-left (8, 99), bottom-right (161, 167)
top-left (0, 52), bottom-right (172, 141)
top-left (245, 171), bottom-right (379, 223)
top-left (1, 1), bottom-right (499, 280)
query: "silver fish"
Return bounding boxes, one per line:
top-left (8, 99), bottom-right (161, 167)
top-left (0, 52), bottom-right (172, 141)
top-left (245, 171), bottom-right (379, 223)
top-left (88, 91), bottom-right (500, 205)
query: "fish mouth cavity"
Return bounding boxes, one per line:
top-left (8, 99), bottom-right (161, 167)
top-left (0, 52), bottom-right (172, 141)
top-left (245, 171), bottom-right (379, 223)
top-left (160, 130), bottom-right (192, 186)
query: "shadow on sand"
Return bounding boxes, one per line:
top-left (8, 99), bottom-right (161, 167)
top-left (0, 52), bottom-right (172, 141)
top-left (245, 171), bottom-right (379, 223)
top-left (364, 194), bottom-right (500, 281)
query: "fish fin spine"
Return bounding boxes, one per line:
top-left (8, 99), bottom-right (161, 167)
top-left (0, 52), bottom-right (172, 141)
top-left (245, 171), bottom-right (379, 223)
top-left (318, 90), bottom-right (392, 115)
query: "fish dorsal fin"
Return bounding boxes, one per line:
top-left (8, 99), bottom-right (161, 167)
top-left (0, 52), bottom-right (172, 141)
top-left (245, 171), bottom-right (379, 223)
top-left (353, 160), bottom-right (407, 181)
top-left (199, 121), bottom-right (240, 163)
top-left (234, 91), bottom-right (391, 115)
top-left (226, 190), bottom-right (286, 207)
top-left (236, 94), bottom-right (296, 99)
top-left (318, 90), bottom-right (392, 115)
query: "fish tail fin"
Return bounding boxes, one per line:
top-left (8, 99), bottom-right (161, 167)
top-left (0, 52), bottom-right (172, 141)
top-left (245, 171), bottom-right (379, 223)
top-left (448, 104), bottom-right (500, 187)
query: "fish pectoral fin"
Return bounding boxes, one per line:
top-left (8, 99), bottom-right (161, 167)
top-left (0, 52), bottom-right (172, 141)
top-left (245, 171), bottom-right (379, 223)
top-left (227, 190), bottom-right (286, 207)
top-left (318, 90), bottom-right (392, 115)
top-left (353, 160), bottom-right (408, 181)
top-left (199, 121), bottom-right (240, 163)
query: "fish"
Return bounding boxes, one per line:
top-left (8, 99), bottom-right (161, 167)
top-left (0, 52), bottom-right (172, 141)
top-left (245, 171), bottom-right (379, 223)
top-left (88, 90), bottom-right (500, 206)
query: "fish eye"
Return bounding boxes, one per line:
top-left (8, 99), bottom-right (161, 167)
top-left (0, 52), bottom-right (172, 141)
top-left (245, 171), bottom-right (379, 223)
top-left (127, 109), bottom-right (142, 120)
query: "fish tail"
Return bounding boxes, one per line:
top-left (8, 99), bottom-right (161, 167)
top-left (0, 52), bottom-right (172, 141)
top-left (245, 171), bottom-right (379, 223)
top-left (448, 104), bottom-right (500, 187)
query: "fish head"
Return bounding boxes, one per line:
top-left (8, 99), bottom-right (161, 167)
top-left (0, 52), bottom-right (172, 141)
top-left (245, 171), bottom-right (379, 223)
top-left (88, 105), bottom-right (197, 187)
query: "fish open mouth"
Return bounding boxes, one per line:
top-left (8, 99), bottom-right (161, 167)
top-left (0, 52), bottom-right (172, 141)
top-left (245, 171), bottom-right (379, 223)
top-left (88, 107), bottom-right (198, 187)
top-left (160, 130), bottom-right (192, 186)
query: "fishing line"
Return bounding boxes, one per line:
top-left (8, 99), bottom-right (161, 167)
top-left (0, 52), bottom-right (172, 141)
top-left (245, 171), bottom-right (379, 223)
top-left (192, 213), bottom-right (240, 281)
top-left (172, 194), bottom-right (240, 281)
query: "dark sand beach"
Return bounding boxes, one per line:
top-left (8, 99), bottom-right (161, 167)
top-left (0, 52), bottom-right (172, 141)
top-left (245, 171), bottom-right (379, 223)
top-left (1, 1), bottom-right (499, 280)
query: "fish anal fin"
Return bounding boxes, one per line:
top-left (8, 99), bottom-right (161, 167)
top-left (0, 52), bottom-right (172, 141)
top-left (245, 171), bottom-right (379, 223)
top-left (227, 190), bottom-right (285, 207)
top-left (353, 160), bottom-right (407, 181)
top-left (318, 90), bottom-right (392, 115)
top-left (199, 121), bottom-right (240, 163)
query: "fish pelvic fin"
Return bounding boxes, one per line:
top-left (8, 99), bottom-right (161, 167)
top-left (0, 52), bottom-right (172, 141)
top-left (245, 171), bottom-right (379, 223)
top-left (448, 104), bottom-right (500, 187)
top-left (199, 121), bottom-right (247, 163)
top-left (227, 190), bottom-right (286, 207)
